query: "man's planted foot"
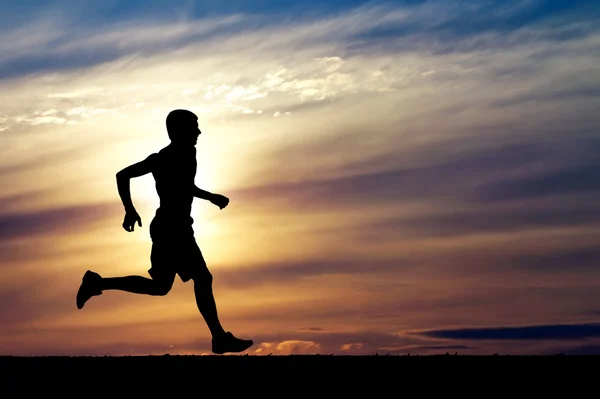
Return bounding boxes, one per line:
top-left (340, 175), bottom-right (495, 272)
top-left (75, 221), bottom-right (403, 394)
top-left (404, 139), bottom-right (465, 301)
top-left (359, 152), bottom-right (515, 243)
top-left (76, 270), bottom-right (103, 309)
top-left (212, 331), bottom-right (253, 354)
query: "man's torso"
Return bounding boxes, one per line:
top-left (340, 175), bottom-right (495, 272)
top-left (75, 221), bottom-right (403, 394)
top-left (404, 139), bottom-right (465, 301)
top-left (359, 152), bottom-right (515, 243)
top-left (150, 144), bottom-right (197, 229)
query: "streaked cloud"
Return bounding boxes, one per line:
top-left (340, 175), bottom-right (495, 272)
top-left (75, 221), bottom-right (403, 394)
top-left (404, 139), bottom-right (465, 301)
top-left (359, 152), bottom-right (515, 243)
top-left (0, 202), bottom-right (118, 241)
top-left (410, 322), bottom-right (600, 341)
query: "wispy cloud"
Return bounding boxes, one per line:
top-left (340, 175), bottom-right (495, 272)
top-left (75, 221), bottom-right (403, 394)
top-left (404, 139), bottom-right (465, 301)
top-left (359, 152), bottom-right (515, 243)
top-left (410, 322), bottom-right (600, 340)
top-left (0, 202), bottom-right (118, 241)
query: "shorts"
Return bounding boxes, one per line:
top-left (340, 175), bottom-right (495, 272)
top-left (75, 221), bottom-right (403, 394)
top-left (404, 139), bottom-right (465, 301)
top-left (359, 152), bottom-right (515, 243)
top-left (147, 216), bottom-right (211, 283)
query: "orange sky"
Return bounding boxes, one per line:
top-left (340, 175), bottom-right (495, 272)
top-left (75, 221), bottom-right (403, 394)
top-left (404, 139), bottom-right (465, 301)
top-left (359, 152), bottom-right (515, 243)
top-left (2, 1), bottom-right (600, 356)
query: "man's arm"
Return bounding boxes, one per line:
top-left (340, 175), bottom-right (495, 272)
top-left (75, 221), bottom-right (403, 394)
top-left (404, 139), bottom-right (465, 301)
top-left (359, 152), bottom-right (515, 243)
top-left (194, 185), bottom-right (229, 210)
top-left (116, 154), bottom-right (155, 231)
top-left (193, 185), bottom-right (214, 201)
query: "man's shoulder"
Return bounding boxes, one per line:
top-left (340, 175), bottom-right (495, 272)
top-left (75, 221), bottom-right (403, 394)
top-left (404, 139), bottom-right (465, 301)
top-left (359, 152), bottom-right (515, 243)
top-left (153, 145), bottom-right (196, 165)
top-left (143, 149), bottom-right (166, 171)
top-left (153, 145), bottom-right (173, 159)
top-left (146, 152), bottom-right (160, 163)
top-left (157, 145), bottom-right (171, 154)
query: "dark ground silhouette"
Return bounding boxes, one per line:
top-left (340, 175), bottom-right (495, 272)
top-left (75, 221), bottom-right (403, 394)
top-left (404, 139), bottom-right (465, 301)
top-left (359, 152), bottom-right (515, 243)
top-left (0, 354), bottom-right (593, 373)
top-left (75, 109), bottom-right (252, 355)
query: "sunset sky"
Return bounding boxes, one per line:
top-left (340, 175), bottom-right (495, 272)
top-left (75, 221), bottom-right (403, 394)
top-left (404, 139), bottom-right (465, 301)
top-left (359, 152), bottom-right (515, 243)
top-left (2, 0), bottom-right (600, 356)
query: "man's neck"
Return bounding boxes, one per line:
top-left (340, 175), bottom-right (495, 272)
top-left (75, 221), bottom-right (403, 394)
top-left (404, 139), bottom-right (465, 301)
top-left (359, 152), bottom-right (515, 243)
top-left (169, 142), bottom-right (195, 152)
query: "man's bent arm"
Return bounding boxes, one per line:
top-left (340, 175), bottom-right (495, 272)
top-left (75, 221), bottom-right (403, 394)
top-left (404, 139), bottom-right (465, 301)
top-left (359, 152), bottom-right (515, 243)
top-left (116, 174), bottom-right (135, 212)
top-left (193, 185), bottom-right (214, 201)
top-left (116, 154), bottom-right (156, 212)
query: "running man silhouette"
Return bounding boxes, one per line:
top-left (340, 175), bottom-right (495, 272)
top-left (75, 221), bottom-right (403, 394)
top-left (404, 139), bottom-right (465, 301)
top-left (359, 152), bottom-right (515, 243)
top-left (76, 109), bottom-right (253, 354)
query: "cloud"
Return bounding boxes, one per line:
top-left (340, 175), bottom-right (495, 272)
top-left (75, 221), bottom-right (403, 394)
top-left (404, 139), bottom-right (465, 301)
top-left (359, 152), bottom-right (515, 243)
top-left (502, 247), bottom-right (600, 273)
top-left (339, 342), bottom-right (363, 351)
top-left (475, 160), bottom-right (600, 202)
top-left (410, 322), bottom-right (600, 341)
top-left (0, 283), bottom-right (77, 327)
top-left (0, 202), bottom-right (119, 241)
top-left (217, 258), bottom-right (412, 289)
top-left (2, 1), bottom-right (598, 153)
top-left (253, 342), bottom-right (272, 353)
top-left (276, 340), bottom-right (321, 354)
top-left (231, 134), bottom-right (600, 217)
top-left (353, 204), bottom-right (600, 240)
top-left (0, 13), bottom-right (247, 80)
top-left (492, 84), bottom-right (600, 107)
top-left (299, 327), bottom-right (324, 332)
top-left (244, 330), bottom-right (423, 355)
top-left (0, 190), bottom-right (49, 212)
top-left (0, 1), bottom-right (595, 86)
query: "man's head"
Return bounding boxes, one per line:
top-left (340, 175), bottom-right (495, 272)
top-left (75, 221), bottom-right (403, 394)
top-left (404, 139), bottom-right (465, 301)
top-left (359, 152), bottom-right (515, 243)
top-left (166, 109), bottom-right (201, 146)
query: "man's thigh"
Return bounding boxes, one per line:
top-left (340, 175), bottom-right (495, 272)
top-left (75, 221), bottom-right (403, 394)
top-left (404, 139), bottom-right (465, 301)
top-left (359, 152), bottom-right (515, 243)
top-left (149, 237), bottom-right (210, 283)
top-left (177, 239), bottom-right (211, 283)
top-left (148, 241), bottom-right (178, 282)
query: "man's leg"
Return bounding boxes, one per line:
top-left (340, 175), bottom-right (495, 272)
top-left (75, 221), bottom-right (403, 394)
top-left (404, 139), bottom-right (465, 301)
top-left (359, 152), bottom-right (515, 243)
top-left (76, 270), bottom-right (175, 309)
top-left (77, 233), bottom-right (178, 309)
top-left (101, 275), bottom-right (174, 295)
top-left (99, 235), bottom-right (175, 296)
top-left (192, 272), bottom-right (226, 338)
top-left (185, 243), bottom-right (253, 354)
top-left (192, 273), bottom-right (253, 354)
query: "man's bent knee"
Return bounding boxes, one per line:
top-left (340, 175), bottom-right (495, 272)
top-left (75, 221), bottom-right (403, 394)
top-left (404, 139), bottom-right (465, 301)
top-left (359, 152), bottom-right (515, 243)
top-left (151, 279), bottom-right (173, 296)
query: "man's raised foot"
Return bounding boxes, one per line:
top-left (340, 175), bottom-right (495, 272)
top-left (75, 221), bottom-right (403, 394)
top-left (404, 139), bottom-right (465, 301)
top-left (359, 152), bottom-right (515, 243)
top-left (212, 331), bottom-right (253, 354)
top-left (76, 270), bottom-right (103, 309)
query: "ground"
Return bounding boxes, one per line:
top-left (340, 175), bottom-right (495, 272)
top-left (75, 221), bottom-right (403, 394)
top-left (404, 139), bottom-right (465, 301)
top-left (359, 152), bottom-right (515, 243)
top-left (0, 353), bottom-right (593, 369)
